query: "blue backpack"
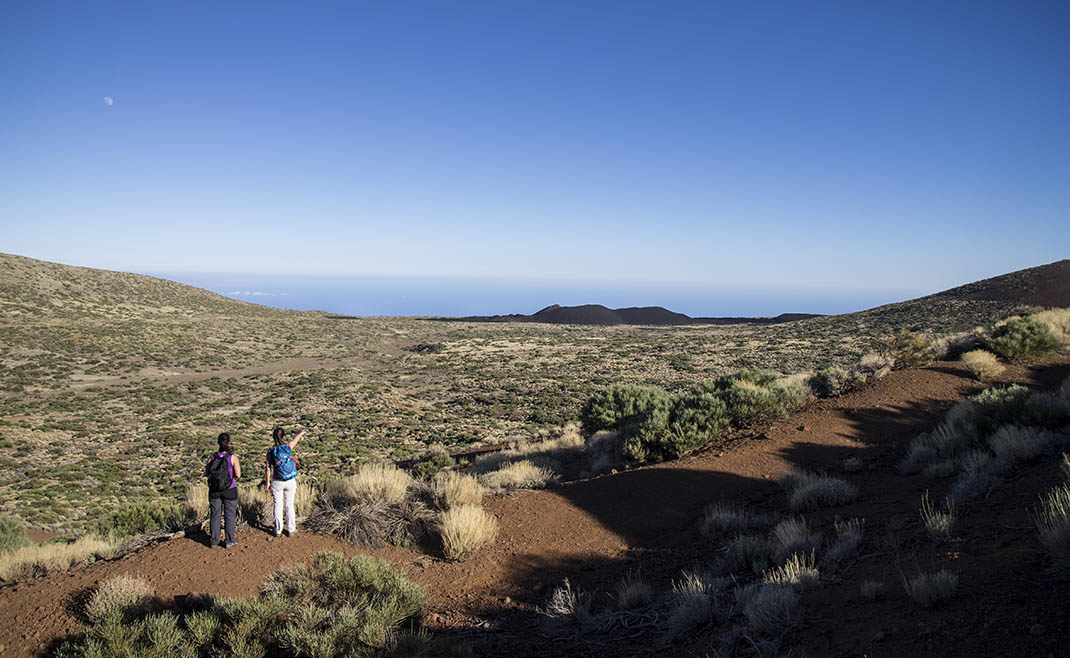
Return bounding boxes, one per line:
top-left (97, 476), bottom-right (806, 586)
top-left (270, 444), bottom-right (299, 481)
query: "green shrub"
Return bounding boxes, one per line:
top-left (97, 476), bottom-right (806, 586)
top-left (714, 369), bottom-right (806, 428)
top-left (988, 316), bottom-right (1061, 361)
top-left (412, 454), bottom-right (454, 479)
top-left (580, 384), bottom-right (673, 435)
top-left (0, 516), bottom-right (30, 554)
top-left (884, 330), bottom-right (934, 368)
top-left (970, 384), bottom-right (1031, 435)
top-left (57, 552), bottom-right (427, 657)
top-left (96, 501), bottom-right (192, 539)
top-left (809, 366), bottom-right (851, 398)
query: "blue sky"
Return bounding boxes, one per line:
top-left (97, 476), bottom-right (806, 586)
top-left (2, 1), bottom-right (1068, 301)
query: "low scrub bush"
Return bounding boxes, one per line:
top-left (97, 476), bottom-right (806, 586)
top-left (736, 582), bottom-right (798, 636)
top-left (762, 552), bottom-right (819, 589)
top-left (986, 425), bottom-right (1056, 467)
top-left (988, 315), bottom-right (1061, 361)
top-left (702, 501), bottom-right (773, 537)
top-left (665, 580), bottom-right (715, 643)
top-left (960, 349), bottom-right (1004, 382)
top-left (920, 491), bottom-right (956, 541)
top-left (327, 464), bottom-right (413, 505)
top-left (715, 369), bottom-right (808, 428)
top-left (0, 515), bottom-right (30, 554)
top-left (614, 571), bottom-right (653, 610)
top-left (900, 568), bottom-right (957, 608)
top-left (971, 384), bottom-right (1032, 434)
top-left (780, 470), bottom-right (858, 512)
top-left (0, 535), bottom-right (118, 582)
top-left (539, 578), bottom-right (592, 624)
top-left (431, 471), bottom-right (484, 509)
top-left (809, 366), bottom-right (851, 398)
top-left (439, 504), bottom-right (498, 560)
top-left (1033, 482), bottom-right (1070, 576)
top-left (769, 517), bottom-right (821, 563)
top-left (85, 574), bottom-right (154, 623)
top-left (1034, 308), bottom-right (1070, 343)
top-left (96, 502), bottom-right (191, 540)
top-left (725, 535), bottom-right (771, 575)
top-left (305, 494), bottom-right (432, 548)
top-left (581, 384), bottom-right (673, 435)
top-left (823, 518), bottom-right (864, 566)
top-left (60, 552), bottom-right (426, 657)
top-left (478, 460), bottom-right (553, 490)
top-left (884, 330), bottom-right (934, 368)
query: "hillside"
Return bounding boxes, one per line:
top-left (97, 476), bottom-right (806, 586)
top-left (451, 304), bottom-right (823, 326)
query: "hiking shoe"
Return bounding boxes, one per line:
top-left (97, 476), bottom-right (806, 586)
top-left (224, 541), bottom-right (238, 549)
top-left (208, 541), bottom-right (219, 548)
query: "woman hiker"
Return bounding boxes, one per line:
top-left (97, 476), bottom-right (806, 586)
top-left (265, 426), bottom-right (306, 537)
top-left (205, 432), bottom-right (241, 548)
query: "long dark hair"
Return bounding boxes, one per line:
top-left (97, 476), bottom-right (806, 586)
top-left (272, 426), bottom-right (286, 446)
top-left (217, 432), bottom-right (231, 453)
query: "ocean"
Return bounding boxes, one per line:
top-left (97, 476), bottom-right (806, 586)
top-left (152, 272), bottom-right (923, 319)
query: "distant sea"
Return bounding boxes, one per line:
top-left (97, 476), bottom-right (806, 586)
top-left (152, 272), bottom-right (924, 319)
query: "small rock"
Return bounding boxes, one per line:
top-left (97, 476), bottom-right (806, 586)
top-left (502, 596), bottom-right (511, 604)
top-left (1030, 624), bottom-right (1046, 636)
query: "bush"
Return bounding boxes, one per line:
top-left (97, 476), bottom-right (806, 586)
top-left (702, 501), bottom-right (773, 537)
top-left (0, 516), bottom-right (30, 554)
top-left (809, 366), bottom-right (851, 398)
top-left (780, 470), bottom-right (858, 512)
top-left (85, 574), bottom-right (154, 623)
top-left (328, 464), bottom-right (414, 505)
top-left (97, 501), bottom-right (191, 539)
top-left (439, 505), bottom-right (498, 560)
top-left (663, 383), bottom-right (731, 458)
top-left (413, 454), bottom-right (454, 479)
top-left (580, 384), bottom-right (673, 434)
top-left (884, 330), bottom-right (934, 368)
top-left (0, 535), bottom-right (118, 582)
top-left (479, 460), bottom-right (553, 490)
top-left (715, 369), bottom-right (807, 428)
top-left (960, 349), bottom-right (1004, 382)
top-left (900, 568), bottom-right (957, 608)
top-left (762, 552), bottom-right (819, 589)
top-left (614, 572), bottom-right (653, 610)
top-left (725, 535), bottom-right (771, 574)
top-left (920, 491), bottom-right (956, 540)
top-left (989, 316), bottom-right (1061, 361)
top-left (769, 517), bottom-right (821, 563)
top-left (1033, 482), bottom-right (1070, 576)
top-left (971, 385), bottom-right (1032, 435)
top-left (736, 583), bottom-right (798, 636)
top-left (432, 471), bottom-right (484, 509)
top-left (304, 494), bottom-right (432, 548)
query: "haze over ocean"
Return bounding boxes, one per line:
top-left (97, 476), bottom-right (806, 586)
top-left (156, 271), bottom-right (921, 318)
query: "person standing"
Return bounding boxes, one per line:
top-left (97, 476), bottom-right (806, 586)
top-left (205, 432), bottom-right (241, 548)
top-left (265, 426), bottom-right (305, 537)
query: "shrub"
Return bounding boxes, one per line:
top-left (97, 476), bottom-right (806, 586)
top-left (986, 425), bottom-right (1056, 467)
top-left (736, 583), bottom-right (798, 635)
top-left (539, 578), bottom-right (592, 624)
top-left (769, 517), bottom-right (821, 563)
top-left (413, 454), bottom-right (454, 479)
top-left (665, 579), bottom-right (714, 643)
top-left (432, 471), bottom-right (484, 509)
top-left (1033, 482), bottom-right (1070, 576)
top-left (960, 349), bottom-right (1004, 382)
top-left (900, 568), bottom-right (957, 608)
top-left (809, 366), bottom-right (851, 398)
top-left (439, 505), bottom-right (497, 560)
top-left (971, 384), bottom-right (1031, 435)
top-left (0, 535), bottom-right (118, 582)
top-left (884, 330), bottom-right (934, 368)
top-left (664, 382), bottom-right (730, 458)
top-left (920, 491), bottom-right (955, 541)
top-left (614, 571), bottom-right (653, 610)
top-left (1022, 392), bottom-right (1070, 428)
top-left (85, 574), bottom-right (154, 623)
top-left (988, 316), bottom-right (1061, 361)
top-left (580, 384), bottom-right (673, 435)
top-left (702, 501), bottom-right (773, 537)
top-left (0, 515), bottom-right (30, 554)
top-left (715, 369), bottom-right (807, 428)
top-left (823, 518), bottom-right (864, 566)
top-left (327, 464), bottom-right (413, 505)
top-left (780, 470), bottom-right (858, 512)
top-left (762, 552), bottom-right (819, 589)
top-left (1033, 308), bottom-right (1070, 344)
top-left (725, 535), bottom-right (771, 574)
top-left (479, 460), bottom-right (553, 490)
top-left (304, 495), bottom-right (431, 548)
top-left (842, 456), bottom-right (865, 473)
top-left (96, 501), bottom-right (191, 539)
top-left (857, 351), bottom-right (894, 379)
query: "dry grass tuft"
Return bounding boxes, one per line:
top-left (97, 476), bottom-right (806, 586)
top-left (478, 460), bottom-right (554, 490)
top-left (960, 349), bottom-right (1005, 382)
top-left (725, 535), bottom-right (771, 575)
top-left (736, 583), bottom-right (799, 635)
top-left (900, 568), bottom-right (958, 608)
top-left (986, 425), bottom-right (1055, 466)
top-left (1033, 482), bottom-right (1070, 576)
top-left (0, 535), bottom-right (118, 582)
top-left (327, 464), bottom-right (413, 505)
top-left (85, 574), bottom-right (154, 623)
top-left (439, 505), bottom-right (498, 561)
top-left (539, 578), bottom-right (592, 624)
top-left (701, 501), bottom-right (773, 537)
top-left (185, 484), bottom-right (210, 523)
top-left (613, 571), bottom-right (654, 610)
top-left (769, 517), bottom-right (821, 563)
top-left (762, 552), bottom-right (819, 589)
top-left (824, 518), bottom-right (864, 566)
top-left (1034, 308), bottom-right (1070, 343)
top-left (780, 470), bottom-right (858, 512)
top-left (920, 491), bottom-right (956, 541)
top-left (431, 471), bottom-right (484, 509)
top-left (304, 495), bottom-right (431, 548)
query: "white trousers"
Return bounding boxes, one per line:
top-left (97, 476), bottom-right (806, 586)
top-left (270, 477), bottom-right (297, 535)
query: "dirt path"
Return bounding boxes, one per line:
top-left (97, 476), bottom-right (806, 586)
top-left (3, 358), bottom-right (1069, 657)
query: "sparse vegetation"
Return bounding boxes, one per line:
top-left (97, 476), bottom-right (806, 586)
top-left (327, 463), bottom-right (414, 505)
top-left (85, 574), bottom-right (155, 623)
top-left (0, 535), bottom-right (118, 582)
top-left (432, 471), bottom-right (484, 509)
top-left (702, 501), bottom-right (772, 537)
top-left (780, 470), bottom-right (858, 512)
top-left (900, 568), bottom-right (958, 608)
top-left (769, 516), bottom-right (821, 563)
top-left (989, 315), bottom-right (1062, 361)
top-left (614, 571), bottom-right (653, 610)
top-left (1033, 482), bottom-right (1070, 576)
top-left (920, 491), bottom-right (956, 540)
top-left (0, 515), bottom-right (31, 554)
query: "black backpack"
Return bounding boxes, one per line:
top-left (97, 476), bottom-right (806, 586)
top-left (206, 453), bottom-right (234, 492)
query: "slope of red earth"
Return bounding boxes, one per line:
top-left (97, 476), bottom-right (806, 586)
top-left (3, 357), bottom-right (1070, 657)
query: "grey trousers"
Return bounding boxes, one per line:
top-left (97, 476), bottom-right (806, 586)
top-left (209, 495), bottom-right (238, 545)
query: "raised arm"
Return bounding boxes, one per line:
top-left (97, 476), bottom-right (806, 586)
top-left (289, 430), bottom-right (307, 448)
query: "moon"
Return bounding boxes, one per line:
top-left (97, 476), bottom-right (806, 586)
top-left (103, 97), bottom-right (114, 106)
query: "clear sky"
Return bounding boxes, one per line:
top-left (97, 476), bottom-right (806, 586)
top-left (2, 1), bottom-right (1068, 299)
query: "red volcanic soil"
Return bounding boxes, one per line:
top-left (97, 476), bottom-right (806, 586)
top-left (3, 358), bottom-right (1070, 657)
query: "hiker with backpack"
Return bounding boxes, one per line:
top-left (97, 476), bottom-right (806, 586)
top-left (265, 426), bottom-right (305, 537)
top-left (205, 432), bottom-right (242, 548)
